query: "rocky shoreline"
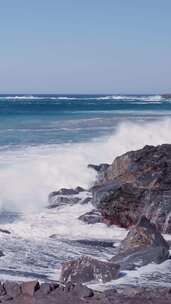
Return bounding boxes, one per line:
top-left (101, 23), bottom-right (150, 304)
top-left (1, 144), bottom-right (171, 303)
top-left (0, 280), bottom-right (170, 303)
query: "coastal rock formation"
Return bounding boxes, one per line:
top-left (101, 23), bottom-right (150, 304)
top-left (91, 144), bottom-right (171, 233)
top-left (111, 216), bottom-right (169, 270)
top-left (60, 256), bottom-right (120, 283)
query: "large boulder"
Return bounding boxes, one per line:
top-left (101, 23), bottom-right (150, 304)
top-left (92, 144), bottom-right (171, 233)
top-left (111, 216), bottom-right (170, 270)
top-left (60, 256), bottom-right (120, 283)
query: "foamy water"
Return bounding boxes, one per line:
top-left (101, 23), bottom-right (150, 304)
top-left (0, 95), bottom-right (171, 285)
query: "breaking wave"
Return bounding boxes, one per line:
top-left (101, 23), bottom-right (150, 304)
top-left (0, 118), bottom-right (171, 213)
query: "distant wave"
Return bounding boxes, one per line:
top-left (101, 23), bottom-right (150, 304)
top-left (97, 95), bottom-right (164, 102)
top-left (0, 94), bottom-right (170, 103)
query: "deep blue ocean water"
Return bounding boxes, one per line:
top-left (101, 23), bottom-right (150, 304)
top-left (0, 94), bottom-right (171, 148)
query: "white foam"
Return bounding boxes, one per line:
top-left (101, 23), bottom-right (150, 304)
top-left (0, 118), bottom-right (171, 213)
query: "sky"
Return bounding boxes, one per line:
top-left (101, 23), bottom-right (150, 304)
top-left (0, 0), bottom-right (171, 94)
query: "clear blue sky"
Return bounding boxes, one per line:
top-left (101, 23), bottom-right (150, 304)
top-left (0, 0), bottom-right (171, 94)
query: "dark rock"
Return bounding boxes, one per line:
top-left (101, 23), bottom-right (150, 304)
top-left (60, 256), bottom-right (120, 283)
top-left (0, 250), bottom-right (4, 257)
top-left (0, 228), bottom-right (11, 234)
top-left (110, 216), bottom-right (169, 270)
top-left (72, 283), bottom-right (94, 298)
top-left (79, 209), bottom-right (104, 224)
top-left (0, 294), bottom-right (13, 301)
top-left (92, 144), bottom-right (171, 233)
top-left (162, 94), bottom-right (171, 99)
top-left (88, 163), bottom-right (110, 173)
top-left (50, 187), bottom-right (85, 196)
top-left (92, 182), bottom-right (144, 228)
top-left (74, 239), bottom-right (115, 248)
top-left (0, 283), bottom-right (6, 296)
top-left (3, 281), bottom-right (21, 298)
top-left (35, 283), bottom-right (59, 297)
top-left (48, 187), bottom-right (88, 209)
top-left (48, 195), bottom-right (80, 209)
top-left (21, 281), bottom-right (40, 296)
top-left (80, 196), bottom-right (92, 205)
top-left (88, 163), bottom-right (110, 185)
top-left (74, 186), bottom-right (85, 193)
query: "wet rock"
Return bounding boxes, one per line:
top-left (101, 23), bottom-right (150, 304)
top-left (74, 239), bottom-right (115, 248)
top-left (79, 196), bottom-right (92, 205)
top-left (88, 163), bottom-right (110, 185)
top-left (51, 187), bottom-right (85, 196)
top-left (60, 256), bottom-right (120, 283)
top-left (48, 195), bottom-right (80, 209)
top-left (0, 283), bottom-right (6, 296)
top-left (79, 209), bottom-right (104, 224)
top-left (0, 228), bottom-right (11, 234)
top-left (92, 144), bottom-right (171, 233)
top-left (0, 250), bottom-right (4, 257)
top-left (48, 187), bottom-right (88, 209)
top-left (111, 216), bottom-right (170, 270)
top-left (21, 281), bottom-right (40, 296)
top-left (88, 163), bottom-right (110, 173)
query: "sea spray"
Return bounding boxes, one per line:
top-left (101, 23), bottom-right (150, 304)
top-left (0, 118), bottom-right (171, 213)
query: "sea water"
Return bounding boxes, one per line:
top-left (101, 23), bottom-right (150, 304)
top-left (0, 94), bottom-right (171, 286)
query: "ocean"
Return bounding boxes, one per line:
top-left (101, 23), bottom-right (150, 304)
top-left (0, 94), bottom-right (171, 287)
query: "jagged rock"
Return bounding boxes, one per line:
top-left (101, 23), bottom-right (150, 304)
top-left (79, 209), bottom-right (104, 224)
top-left (92, 144), bottom-right (171, 233)
top-left (92, 182), bottom-right (144, 227)
top-left (110, 216), bottom-right (170, 270)
top-left (48, 195), bottom-right (80, 209)
top-left (51, 187), bottom-right (85, 196)
top-left (88, 163), bottom-right (110, 173)
top-left (0, 228), bottom-right (11, 234)
top-left (60, 256), bottom-right (120, 283)
top-left (88, 163), bottom-right (110, 184)
top-left (48, 186), bottom-right (87, 209)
